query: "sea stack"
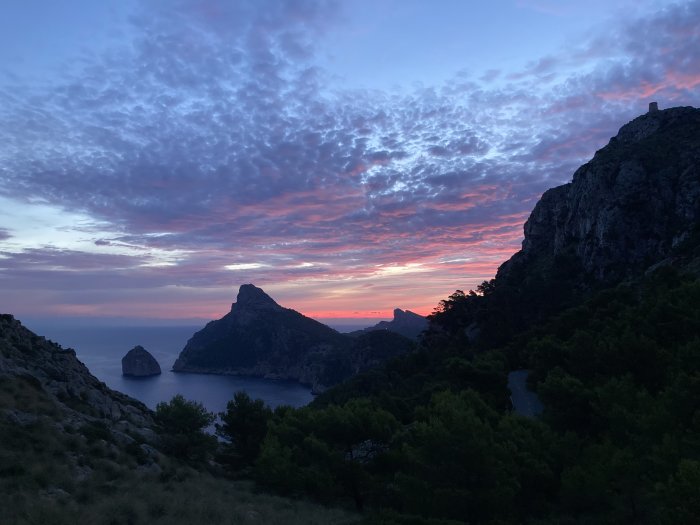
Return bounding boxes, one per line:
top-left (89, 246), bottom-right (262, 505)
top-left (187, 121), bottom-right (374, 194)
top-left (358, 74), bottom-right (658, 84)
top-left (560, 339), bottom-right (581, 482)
top-left (122, 345), bottom-right (161, 377)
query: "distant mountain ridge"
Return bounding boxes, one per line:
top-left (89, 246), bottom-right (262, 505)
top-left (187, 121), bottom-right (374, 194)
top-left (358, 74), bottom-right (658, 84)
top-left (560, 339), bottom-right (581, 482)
top-left (349, 308), bottom-right (428, 340)
top-left (173, 284), bottom-right (414, 392)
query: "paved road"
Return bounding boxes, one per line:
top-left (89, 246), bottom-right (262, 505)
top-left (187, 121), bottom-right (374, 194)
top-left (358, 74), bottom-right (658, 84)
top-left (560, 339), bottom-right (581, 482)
top-left (508, 369), bottom-right (543, 418)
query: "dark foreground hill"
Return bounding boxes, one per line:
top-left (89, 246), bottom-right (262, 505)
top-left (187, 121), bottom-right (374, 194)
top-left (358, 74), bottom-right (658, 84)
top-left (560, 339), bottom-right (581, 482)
top-left (0, 314), bottom-right (360, 524)
top-left (173, 284), bottom-right (414, 392)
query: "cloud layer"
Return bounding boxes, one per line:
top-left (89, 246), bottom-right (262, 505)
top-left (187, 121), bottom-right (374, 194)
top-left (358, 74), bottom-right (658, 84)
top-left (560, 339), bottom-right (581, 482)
top-left (1, 0), bottom-right (699, 320)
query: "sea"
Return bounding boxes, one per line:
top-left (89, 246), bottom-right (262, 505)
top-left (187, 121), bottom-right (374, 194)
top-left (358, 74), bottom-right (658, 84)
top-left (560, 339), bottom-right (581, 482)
top-left (22, 321), bottom-right (373, 415)
top-left (24, 323), bottom-right (315, 414)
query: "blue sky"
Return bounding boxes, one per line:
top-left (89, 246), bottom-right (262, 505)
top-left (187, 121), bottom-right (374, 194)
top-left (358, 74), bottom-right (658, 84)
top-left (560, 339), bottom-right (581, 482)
top-left (1, 0), bottom-right (698, 323)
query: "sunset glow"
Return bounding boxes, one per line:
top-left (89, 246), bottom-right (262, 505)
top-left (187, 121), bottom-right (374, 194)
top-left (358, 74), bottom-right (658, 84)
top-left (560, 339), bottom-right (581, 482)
top-left (1, 0), bottom-right (699, 324)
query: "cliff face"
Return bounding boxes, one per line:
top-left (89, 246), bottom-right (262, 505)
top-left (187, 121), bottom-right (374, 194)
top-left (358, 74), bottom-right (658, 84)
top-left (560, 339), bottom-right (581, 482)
top-left (497, 106), bottom-right (700, 288)
top-left (430, 106), bottom-right (700, 347)
top-left (173, 284), bottom-right (415, 392)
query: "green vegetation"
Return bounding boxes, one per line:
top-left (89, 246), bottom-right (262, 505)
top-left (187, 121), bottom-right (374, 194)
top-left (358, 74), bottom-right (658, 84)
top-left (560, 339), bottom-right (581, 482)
top-left (216, 391), bottom-right (272, 469)
top-left (0, 378), bottom-right (360, 524)
top-left (256, 398), bottom-right (399, 511)
top-left (5, 272), bottom-right (700, 523)
top-left (155, 394), bottom-right (216, 461)
top-left (200, 268), bottom-right (700, 524)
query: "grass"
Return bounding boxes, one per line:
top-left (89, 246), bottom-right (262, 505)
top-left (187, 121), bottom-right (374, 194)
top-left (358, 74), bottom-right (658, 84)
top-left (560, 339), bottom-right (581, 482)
top-left (4, 474), bottom-right (361, 525)
top-left (0, 376), bottom-right (360, 525)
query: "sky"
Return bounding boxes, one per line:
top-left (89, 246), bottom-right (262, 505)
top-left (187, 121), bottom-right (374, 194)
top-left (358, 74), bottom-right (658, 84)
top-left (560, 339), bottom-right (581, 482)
top-left (1, 0), bottom-right (699, 325)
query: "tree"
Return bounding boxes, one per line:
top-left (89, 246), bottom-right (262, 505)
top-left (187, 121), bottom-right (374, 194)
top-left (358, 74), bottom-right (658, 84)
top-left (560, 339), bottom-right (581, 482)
top-left (155, 394), bottom-right (216, 461)
top-left (476, 279), bottom-right (496, 296)
top-left (659, 460), bottom-right (700, 524)
top-left (255, 398), bottom-right (399, 510)
top-left (216, 391), bottom-right (272, 469)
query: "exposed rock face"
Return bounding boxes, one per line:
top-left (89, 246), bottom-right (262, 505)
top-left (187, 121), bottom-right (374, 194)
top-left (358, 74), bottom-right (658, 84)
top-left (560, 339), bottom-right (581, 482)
top-left (122, 345), bottom-right (161, 377)
top-left (173, 284), bottom-right (415, 392)
top-left (498, 106), bottom-right (700, 288)
top-left (236, 284), bottom-right (283, 311)
top-left (433, 106), bottom-right (700, 347)
top-left (0, 314), bottom-right (156, 441)
top-left (351, 309), bottom-right (428, 340)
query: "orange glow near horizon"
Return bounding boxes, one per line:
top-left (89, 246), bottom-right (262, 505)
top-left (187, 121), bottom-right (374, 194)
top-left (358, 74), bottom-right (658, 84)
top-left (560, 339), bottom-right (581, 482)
top-left (304, 308), bottom-right (433, 320)
top-left (12, 247), bottom-right (510, 323)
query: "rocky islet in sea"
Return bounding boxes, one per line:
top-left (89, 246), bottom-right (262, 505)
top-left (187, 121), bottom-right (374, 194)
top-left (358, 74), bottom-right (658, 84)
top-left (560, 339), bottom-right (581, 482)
top-left (122, 345), bottom-right (162, 377)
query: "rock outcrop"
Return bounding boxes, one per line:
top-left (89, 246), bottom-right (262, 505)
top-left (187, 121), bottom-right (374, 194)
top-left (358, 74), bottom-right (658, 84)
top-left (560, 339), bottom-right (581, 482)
top-left (122, 345), bottom-right (161, 377)
top-left (173, 284), bottom-right (415, 392)
top-left (350, 308), bottom-right (428, 340)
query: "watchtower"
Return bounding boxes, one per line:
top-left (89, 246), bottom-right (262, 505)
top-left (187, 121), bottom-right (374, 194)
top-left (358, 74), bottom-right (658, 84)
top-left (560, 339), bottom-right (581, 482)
top-left (649, 101), bottom-right (659, 113)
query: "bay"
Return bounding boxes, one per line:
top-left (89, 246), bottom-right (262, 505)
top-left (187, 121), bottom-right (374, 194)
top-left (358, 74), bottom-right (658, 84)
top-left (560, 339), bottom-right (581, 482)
top-left (25, 323), bottom-right (314, 414)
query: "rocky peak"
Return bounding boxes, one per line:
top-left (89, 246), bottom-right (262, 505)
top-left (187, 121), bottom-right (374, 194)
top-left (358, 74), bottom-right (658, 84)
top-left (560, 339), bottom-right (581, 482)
top-left (467, 105), bottom-right (700, 346)
top-left (393, 308), bottom-right (425, 324)
top-left (498, 105), bottom-right (700, 287)
top-left (393, 308), bottom-right (407, 319)
top-left (351, 308), bottom-right (427, 340)
top-left (605, 106), bottom-right (700, 149)
top-left (232, 284), bottom-right (282, 312)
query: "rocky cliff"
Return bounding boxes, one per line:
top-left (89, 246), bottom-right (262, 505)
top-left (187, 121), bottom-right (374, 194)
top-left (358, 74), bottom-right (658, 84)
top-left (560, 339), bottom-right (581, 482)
top-left (498, 105), bottom-right (700, 288)
top-left (122, 345), bottom-right (161, 377)
top-left (432, 106), bottom-right (700, 346)
top-left (173, 284), bottom-right (415, 392)
top-left (0, 314), bottom-right (156, 441)
top-left (350, 309), bottom-right (428, 340)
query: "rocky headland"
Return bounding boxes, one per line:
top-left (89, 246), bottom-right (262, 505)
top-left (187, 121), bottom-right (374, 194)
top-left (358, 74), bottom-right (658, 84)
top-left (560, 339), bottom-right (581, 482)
top-left (173, 284), bottom-right (415, 392)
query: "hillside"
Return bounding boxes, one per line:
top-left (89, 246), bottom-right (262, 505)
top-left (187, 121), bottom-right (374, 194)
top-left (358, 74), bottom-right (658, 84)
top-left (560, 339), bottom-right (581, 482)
top-left (0, 314), bottom-right (361, 524)
top-left (0, 314), bottom-right (156, 442)
top-left (500, 105), bottom-right (700, 284)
